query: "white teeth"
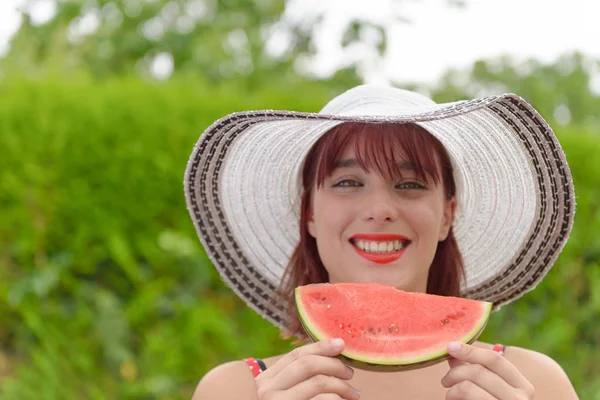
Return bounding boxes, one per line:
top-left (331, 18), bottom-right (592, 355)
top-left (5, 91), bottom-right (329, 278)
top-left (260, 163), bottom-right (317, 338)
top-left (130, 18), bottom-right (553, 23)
top-left (354, 239), bottom-right (408, 254)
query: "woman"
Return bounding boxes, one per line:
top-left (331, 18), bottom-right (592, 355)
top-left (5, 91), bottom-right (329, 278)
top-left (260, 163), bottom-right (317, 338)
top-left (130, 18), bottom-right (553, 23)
top-left (184, 85), bottom-right (579, 399)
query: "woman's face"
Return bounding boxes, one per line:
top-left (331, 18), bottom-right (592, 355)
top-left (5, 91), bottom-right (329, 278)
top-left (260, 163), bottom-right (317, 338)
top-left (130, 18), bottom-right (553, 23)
top-left (307, 146), bottom-right (456, 293)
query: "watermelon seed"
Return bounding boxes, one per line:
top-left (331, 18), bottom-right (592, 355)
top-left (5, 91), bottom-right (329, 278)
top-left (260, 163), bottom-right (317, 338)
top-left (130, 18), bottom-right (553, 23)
top-left (347, 330), bottom-right (352, 334)
top-left (395, 327), bottom-right (399, 333)
top-left (327, 304), bottom-right (331, 309)
top-left (339, 324), bottom-right (344, 329)
top-left (388, 324), bottom-right (396, 333)
top-left (368, 327), bottom-right (374, 333)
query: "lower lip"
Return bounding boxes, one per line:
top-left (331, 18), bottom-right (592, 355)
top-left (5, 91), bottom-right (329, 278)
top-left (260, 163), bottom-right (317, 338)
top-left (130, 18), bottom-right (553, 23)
top-left (352, 244), bottom-right (408, 264)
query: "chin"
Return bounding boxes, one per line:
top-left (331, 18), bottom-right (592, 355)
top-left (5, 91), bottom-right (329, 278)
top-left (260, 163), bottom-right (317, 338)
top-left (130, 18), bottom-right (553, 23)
top-left (326, 255), bottom-right (425, 290)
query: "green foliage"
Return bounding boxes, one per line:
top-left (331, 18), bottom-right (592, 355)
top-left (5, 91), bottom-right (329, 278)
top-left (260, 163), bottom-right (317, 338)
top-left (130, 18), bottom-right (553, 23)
top-left (1, 0), bottom-right (399, 85)
top-left (0, 76), bottom-right (336, 399)
top-left (425, 52), bottom-right (600, 128)
top-left (2, 0), bottom-right (467, 85)
top-left (0, 56), bottom-right (599, 398)
top-left (3, 0), bottom-right (293, 83)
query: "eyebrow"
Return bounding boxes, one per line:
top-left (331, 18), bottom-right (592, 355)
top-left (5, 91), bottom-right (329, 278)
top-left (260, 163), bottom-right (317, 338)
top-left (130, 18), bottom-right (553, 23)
top-left (333, 158), bottom-right (417, 171)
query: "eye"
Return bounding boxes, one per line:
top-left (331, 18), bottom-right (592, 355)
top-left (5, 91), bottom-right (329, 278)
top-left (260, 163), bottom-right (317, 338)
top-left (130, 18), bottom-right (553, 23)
top-left (396, 181), bottom-right (426, 190)
top-left (333, 179), bottom-right (362, 188)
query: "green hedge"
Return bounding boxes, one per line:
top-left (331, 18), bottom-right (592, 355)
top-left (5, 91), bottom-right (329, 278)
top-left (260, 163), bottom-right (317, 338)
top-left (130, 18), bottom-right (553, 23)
top-left (0, 77), bottom-right (597, 399)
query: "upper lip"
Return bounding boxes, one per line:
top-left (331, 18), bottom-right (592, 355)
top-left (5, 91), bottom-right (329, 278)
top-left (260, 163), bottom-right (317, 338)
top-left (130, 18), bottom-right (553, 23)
top-left (350, 233), bottom-right (410, 241)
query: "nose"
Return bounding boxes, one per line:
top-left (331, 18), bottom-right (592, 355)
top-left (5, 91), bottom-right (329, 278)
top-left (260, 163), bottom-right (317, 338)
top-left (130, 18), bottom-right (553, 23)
top-left (361, 187), bottom-right (400, 223)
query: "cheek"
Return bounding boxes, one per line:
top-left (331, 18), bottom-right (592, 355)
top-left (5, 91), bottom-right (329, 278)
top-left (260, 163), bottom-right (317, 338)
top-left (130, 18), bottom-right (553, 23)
top-left (404, 201), bottom-right (444, 238)
top-left (313, 199), bottom-right (344, 234)
top-left (311, 194), bottom-right (354, 244)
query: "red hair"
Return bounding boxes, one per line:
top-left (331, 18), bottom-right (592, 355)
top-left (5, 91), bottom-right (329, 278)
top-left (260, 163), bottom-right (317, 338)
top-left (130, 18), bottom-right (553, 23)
top-left (277, 122), bottom-right (466, 339)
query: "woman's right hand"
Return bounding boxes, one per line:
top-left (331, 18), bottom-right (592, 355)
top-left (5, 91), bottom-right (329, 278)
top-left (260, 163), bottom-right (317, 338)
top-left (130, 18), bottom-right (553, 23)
top-left (255, 338), bottom-right (360, 400)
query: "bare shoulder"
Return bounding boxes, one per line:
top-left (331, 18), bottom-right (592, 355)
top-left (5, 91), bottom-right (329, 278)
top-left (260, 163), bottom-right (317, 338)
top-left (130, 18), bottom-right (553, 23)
top-left (505, 345), bottom-right (579, 398)
top-left (191, 360), bottom-right (258, 400)
top-left (478, 342), bottom-right (579, 399)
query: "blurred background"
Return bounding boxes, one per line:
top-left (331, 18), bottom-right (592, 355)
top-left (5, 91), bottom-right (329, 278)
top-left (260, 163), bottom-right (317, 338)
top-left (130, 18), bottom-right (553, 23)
top-left (0, 0), bottom-right (598, 399)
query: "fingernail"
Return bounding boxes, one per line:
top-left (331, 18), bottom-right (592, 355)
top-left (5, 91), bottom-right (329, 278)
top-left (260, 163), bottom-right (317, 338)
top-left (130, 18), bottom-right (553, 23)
top-left (331, 338), bottom-right (344, 348)
top-left (353, 388), bottom-right (361, 398)
top-left (448, 342), bottom-right (461, 353)
top-left (345, 365), bottom-right (354, 377)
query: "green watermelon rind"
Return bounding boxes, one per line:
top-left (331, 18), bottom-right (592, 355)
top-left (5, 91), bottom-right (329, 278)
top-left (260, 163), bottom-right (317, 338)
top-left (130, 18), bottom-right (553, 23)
top-left (337, 318), bottom-right (491, 372)
top-left (295, 287), bottom-right (493, 372)
top-left (341, 301), bottom-right (493, 365)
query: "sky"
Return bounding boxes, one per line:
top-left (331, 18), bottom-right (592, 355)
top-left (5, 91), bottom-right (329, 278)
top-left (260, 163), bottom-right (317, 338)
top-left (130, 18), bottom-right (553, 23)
top-left (0, 0), bottom-right (599, 84)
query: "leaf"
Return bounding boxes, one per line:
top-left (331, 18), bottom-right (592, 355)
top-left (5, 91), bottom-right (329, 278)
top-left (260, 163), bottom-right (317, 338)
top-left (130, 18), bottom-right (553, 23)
top-left (107, 231), bottom-right (145, 284)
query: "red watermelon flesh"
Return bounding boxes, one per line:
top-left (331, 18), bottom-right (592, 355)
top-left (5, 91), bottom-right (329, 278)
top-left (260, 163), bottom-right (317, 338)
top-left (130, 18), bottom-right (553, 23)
top-left (295, 283), bottom-right (492, 370)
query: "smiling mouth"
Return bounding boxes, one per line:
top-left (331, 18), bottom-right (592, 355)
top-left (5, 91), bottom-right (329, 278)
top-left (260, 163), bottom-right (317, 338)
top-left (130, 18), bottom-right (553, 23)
top-left (349, 235), bottom-right (411, 264)
top-left (350, 238), bottom-right (409, 254)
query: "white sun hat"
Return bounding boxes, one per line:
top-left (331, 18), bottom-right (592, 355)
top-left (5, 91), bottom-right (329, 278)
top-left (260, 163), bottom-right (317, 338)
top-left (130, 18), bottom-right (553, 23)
top-left (183, 84), bottom-right (575, 330)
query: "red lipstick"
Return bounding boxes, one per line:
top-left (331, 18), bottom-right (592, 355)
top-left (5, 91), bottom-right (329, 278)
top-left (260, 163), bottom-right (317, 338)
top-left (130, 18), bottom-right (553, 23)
top-left (350, 233), bottom-right (410, 264)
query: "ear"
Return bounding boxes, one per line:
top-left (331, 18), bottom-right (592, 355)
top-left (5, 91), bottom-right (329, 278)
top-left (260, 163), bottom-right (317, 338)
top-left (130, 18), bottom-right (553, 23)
top-left (438, 197), bottom-right (456, 241)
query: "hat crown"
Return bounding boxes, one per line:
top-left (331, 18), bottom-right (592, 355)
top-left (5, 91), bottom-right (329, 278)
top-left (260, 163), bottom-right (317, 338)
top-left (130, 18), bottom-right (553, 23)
top-left (319, 84), bottom-right (437, 117)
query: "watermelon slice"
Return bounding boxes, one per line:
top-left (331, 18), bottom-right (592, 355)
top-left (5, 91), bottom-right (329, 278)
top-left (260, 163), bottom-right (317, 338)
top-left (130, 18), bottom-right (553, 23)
top-left (295, 282), bottom-right (492, 371)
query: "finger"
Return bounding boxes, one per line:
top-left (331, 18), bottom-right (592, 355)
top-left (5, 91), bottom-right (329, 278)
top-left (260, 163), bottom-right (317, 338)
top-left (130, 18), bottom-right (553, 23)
top-left (447, 342), bottom-right (530, 389)
top-left (261, 339), bottom-right (345, 379)
top-left (442, 363), bottom-right (515, 399)
top-left (447, 357), bottom-right (467, 369)
top-left (272, 354), bottom-right (354, 390)
top-left (310, 395), bottom-right (345, 400)
top-left (445, 380), bottom-right (495, 400)
top-left (447, 343), bottom-right (504, 368)
top-left (288, 374), bottom-right (360, 400)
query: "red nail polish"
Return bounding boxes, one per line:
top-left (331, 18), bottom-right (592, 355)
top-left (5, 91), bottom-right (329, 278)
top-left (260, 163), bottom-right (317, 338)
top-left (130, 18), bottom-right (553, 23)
top-left (493, 343), bottom-right (505, 356)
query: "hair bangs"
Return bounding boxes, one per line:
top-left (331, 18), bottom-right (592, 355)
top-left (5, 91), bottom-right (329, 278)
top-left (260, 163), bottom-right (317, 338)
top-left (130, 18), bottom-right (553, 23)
top-left (311, 122), bottom-right (447, 192)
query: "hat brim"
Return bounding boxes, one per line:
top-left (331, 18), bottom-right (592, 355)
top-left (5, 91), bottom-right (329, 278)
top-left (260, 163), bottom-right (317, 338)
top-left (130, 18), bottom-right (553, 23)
top-left (184, 92), bottom-right (575, 330)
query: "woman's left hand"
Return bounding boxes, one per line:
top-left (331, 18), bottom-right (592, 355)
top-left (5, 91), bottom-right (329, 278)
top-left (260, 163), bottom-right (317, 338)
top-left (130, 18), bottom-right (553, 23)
top-left (441, 342), bottom-right (536, 400)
